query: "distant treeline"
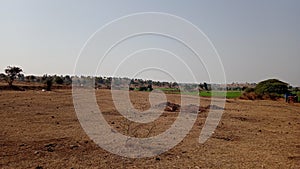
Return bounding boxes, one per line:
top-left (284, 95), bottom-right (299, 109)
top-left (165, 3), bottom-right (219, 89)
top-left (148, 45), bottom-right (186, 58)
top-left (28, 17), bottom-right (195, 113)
top-left (0, 73), bottom-right (257, 92)
top-left (0, 73), bottom-right (72, 85)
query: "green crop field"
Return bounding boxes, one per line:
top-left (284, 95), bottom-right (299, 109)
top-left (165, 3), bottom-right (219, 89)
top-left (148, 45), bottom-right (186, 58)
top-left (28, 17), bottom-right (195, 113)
top-left (199, 91), bottom-right (242, 98)
top-left (157, 88), bottom-right (242, 98)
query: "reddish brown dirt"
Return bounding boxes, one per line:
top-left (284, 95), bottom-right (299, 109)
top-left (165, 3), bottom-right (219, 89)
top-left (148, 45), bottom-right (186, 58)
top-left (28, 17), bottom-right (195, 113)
top-left (1, 89), bottom-right (300, 169)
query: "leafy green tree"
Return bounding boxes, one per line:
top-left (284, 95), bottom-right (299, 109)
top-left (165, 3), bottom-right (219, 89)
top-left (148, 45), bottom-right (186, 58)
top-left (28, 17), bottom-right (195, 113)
top-left (254, 79), bottom-right (288, 95)
top-left (4, 66), bottom-right (23, 87)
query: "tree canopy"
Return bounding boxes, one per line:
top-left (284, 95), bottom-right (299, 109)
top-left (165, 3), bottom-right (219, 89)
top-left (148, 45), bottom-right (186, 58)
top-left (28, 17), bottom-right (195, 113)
top-left (254, 79), bottom-right (288, 95)
top-left (4, 66), bottom-right (23, 87)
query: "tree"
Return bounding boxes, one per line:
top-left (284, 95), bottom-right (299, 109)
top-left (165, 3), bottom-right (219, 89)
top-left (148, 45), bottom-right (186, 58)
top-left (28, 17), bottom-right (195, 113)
top-left (18, 74), bottom-right (25, 82)
top-left (0, 73), bottom-right (6, 81)
top-left (148, 84), bottom-right (153, 91)
top-left (54, 76), bottom-right (64, 84)
top-left (172, 82), bottom-right (178, 88)
top-left (64, 75), bottom-right (72, 85)
top-left (254, 79), bottom-right (288, 95)
top-left (46, 77), bottom-right (53, 91)
top-left (27, 75), bottom-right (36, 82)
top-left (203, 82), bottom-right (208, 91)
top-left (4, 66), bottom-right (23, 87)
top-left (42, 74), bottom-right (53, 91)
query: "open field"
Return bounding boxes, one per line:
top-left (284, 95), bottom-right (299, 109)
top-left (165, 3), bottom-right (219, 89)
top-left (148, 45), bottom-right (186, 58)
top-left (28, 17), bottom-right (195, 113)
top-left (158, 88), bottom-right (242, 98)
top-left (1, 89), bottom-right (300, 168)
top-left (199, 91), bottom-right (242, 98)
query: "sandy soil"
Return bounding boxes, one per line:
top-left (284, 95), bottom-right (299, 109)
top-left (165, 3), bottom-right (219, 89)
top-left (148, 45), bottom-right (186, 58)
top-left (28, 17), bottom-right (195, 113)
top-left (1, 89), bottom-right (300, 169)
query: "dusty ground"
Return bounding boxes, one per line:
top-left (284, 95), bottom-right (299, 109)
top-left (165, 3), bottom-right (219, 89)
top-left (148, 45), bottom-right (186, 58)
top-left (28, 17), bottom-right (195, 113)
top-left (1, 89), bottom-right (300, 169)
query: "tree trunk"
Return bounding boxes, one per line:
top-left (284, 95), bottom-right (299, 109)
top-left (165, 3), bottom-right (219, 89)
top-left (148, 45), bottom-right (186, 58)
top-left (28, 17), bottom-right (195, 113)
top-left (8, 80), bottom-right (13, 87)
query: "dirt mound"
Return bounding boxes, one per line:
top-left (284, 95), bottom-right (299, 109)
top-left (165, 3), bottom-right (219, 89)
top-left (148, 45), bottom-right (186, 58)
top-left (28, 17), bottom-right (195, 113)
top-left (155, 102), bottom-right (224, 113)
top-left (156, 102), bottom-right (181, 112)
top-left (199, 104), bottom-right (225, 112)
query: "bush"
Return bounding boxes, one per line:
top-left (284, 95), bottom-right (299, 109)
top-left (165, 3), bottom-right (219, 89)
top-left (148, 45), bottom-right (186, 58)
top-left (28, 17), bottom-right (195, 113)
top-left (244, 87), bottom-right (255, 93)
top-left (240, 79), bottom-right (288, 101)
top-left (261, 93), bottom-right (281, 100)
top-left (240, 92), bottom-right (256, 100)
top-left (254, 79), bottom-right (288, 95)
top-left (139, 86), bottom-right (148, 91)
top-left (54, 76), bottom-right (64, 84)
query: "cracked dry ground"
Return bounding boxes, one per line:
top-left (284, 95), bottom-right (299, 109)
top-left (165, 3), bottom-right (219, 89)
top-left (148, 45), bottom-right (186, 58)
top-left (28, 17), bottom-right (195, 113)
top-left (1, 89), bottom-right (300, 168)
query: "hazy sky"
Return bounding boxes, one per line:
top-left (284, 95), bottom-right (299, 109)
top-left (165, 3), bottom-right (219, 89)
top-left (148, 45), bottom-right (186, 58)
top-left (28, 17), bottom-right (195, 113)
top-left (1, 0), bottom-right (299, 86)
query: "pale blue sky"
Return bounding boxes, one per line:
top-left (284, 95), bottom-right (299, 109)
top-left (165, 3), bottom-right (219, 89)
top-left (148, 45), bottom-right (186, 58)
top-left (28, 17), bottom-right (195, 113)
top-left (0, 0), bottom-right (299, 86)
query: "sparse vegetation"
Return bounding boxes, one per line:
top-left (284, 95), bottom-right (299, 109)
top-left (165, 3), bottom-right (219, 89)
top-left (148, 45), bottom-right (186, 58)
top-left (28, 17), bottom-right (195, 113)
top-left (1, 89), bottom-right (299, 168)
top-left (0, 66), bottom-right (297, 102)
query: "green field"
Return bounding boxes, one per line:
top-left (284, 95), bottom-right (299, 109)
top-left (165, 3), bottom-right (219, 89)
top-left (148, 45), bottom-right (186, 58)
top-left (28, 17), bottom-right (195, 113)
top-left (157, 88), bottom-right (242, 98)
top-left (199, 91), bottom-right (242, 98)
top-left (292, 91), bottom-right (300, 102)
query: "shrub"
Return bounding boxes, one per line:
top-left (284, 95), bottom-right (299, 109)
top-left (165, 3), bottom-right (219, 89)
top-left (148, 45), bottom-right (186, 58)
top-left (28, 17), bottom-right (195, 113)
top-left (240, 79), bottom-right (288, 101)
top-left (254, 79), bottom-right (288, 95)
top-left (244, 87), bottom-right (255, 93)
top-left (240, 92), bottom-right (256, 100)
top-left (54, 76), bottom-right (64, 84)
